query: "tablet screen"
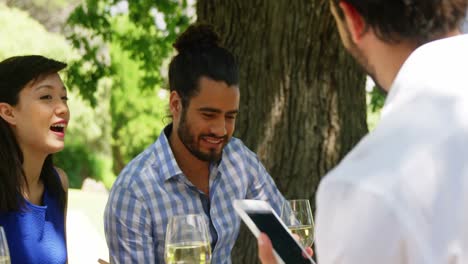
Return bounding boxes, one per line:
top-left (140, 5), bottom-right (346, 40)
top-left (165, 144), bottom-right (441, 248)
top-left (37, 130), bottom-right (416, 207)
top-left (247, 212), bottom-right (314, 264)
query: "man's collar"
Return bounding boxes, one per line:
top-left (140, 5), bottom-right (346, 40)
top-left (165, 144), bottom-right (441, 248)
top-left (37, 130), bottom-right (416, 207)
top-left (157, 123), bottom-right (184, 181)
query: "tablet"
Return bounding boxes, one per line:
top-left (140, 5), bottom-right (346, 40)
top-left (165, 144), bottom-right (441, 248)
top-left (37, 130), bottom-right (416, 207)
top-left (233, 200), bottom-right (315, 264)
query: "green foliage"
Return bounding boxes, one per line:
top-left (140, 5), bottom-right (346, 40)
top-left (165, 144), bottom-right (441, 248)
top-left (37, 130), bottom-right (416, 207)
top-left (54, 142), bottom-right (115, 189)
top-left (54, 142), bottom-right (99, 188)
top-left (0, 4), bottom-right (114, 187)
top-left (66, 0), bottom-right (191, 105)
top-left (0, 3), bottom-right (73, 60)
top-left (54, 84), bottom-right (115, 188)
top-left (368, 87), bottom-right (386, 112)
top-left (65, 1), bottom-right (189, 172)
top-left (366, 87), bottom-right (386, 131)
top-left (109, 16), bottom-right (168, 170)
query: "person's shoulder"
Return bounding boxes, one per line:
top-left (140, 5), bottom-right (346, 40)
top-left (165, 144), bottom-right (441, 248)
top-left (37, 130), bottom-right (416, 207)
top-left (318, 111), bottom-right (467, 203)
top-left (125, 139), bottom-right (162, 171)
top-left (226, 137), bottom-right (251, 151)
top-left (54, 167), bottom-right (69, 192)
top-left (112, 139), bottom-right (171, 195)
top-left (316, 151), bottom-right (398, 219)
top-left (407, 34), bottom-right (468, 73)
top-left (114, 145), bottom-right (155, 179)
top-left (419, 34), bottom-right (468, 53)
top-left (225, 137), bottom-right (258, 158)
top-left (317, 129), bottom-right (402, 195)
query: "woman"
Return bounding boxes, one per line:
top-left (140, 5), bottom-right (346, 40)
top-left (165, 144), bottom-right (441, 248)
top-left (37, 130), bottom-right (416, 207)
top-left (0, 55), bottom-right (70, 264)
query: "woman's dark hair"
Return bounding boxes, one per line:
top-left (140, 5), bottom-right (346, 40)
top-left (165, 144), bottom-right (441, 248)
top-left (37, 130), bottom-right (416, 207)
top-left (332, 0), bottom-right (468, 44)
top-left (168, 23), bottom-right (239, 108)
top-left (0, 55), bottom-right (67, 212)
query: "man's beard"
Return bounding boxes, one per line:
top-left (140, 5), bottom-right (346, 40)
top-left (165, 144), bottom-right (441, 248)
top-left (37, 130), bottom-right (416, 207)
top-left (343, 27), bottom-right (387, 95)
top-left (177, 109), bottom-right (227, 162)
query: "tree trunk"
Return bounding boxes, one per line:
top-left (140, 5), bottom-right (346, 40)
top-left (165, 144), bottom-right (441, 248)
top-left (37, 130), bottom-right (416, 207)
top-left (197, 1), bottom-right (368, 263)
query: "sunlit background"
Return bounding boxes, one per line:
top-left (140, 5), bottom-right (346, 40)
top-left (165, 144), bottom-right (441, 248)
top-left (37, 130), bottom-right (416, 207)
top-left (1, 1), bottom-right (465, 262)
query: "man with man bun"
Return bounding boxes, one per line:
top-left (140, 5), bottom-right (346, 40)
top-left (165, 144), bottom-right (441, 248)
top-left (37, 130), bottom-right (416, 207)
top-left (105, 24), bottom-right (286, 264)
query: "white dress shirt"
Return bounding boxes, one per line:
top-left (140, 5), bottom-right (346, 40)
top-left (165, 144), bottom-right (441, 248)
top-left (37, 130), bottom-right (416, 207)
top-left (315, 34), bottom-right (468, 264)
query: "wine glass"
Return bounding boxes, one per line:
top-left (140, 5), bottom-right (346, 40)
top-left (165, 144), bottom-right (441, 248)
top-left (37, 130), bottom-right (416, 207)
top-left (0, 226), bottom-right (11, 264)
top-left (164, 214), bottom-right (212, 264)
top-left (280, 199), bottom-right (315, 248)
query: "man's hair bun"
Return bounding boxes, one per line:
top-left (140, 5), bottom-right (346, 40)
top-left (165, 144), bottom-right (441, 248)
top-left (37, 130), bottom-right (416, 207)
top-left (173, 23), bottom-right (221, 53)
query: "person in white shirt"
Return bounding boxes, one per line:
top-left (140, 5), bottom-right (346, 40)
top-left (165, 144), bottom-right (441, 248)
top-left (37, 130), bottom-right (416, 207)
top-left (258, 0), bottom-right (468, 263)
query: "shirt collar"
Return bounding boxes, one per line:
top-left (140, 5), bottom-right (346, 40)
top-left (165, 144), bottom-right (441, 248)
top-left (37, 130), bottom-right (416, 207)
top-left (154, 124), bottom-right (184, 181)
top-left (381, 35), bottom-right (467, 119)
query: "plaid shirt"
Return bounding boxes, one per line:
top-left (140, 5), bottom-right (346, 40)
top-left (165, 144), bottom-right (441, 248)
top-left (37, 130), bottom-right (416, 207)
top-left (104, 125), bottom-right (285, 263)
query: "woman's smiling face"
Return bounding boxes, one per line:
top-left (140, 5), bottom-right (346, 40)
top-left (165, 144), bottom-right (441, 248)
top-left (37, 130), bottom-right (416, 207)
top-left (10, 72), bottom-right (70, 156)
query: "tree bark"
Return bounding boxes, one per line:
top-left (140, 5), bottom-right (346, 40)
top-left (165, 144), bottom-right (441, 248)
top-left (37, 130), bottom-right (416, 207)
top-left (197, 1), bottom-right (368, 263)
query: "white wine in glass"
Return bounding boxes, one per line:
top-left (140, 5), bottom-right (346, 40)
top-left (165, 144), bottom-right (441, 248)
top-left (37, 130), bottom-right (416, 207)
top-left (0, 227), bottom-right (11, 264)
top-left (165, 241), bottom-right (211, 263)
top-left (281, 199), bottom-right (315, 247)
top-left (164, 214), bottom-right (211, 264)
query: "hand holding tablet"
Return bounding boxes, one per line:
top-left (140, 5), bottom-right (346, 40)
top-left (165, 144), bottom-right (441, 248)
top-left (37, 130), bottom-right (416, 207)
top-left (233, 200), bottom-right (316, 264)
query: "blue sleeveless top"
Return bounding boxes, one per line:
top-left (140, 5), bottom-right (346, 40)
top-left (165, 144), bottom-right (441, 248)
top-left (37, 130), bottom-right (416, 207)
top-left (0, 180), bottom-right (67, 264)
